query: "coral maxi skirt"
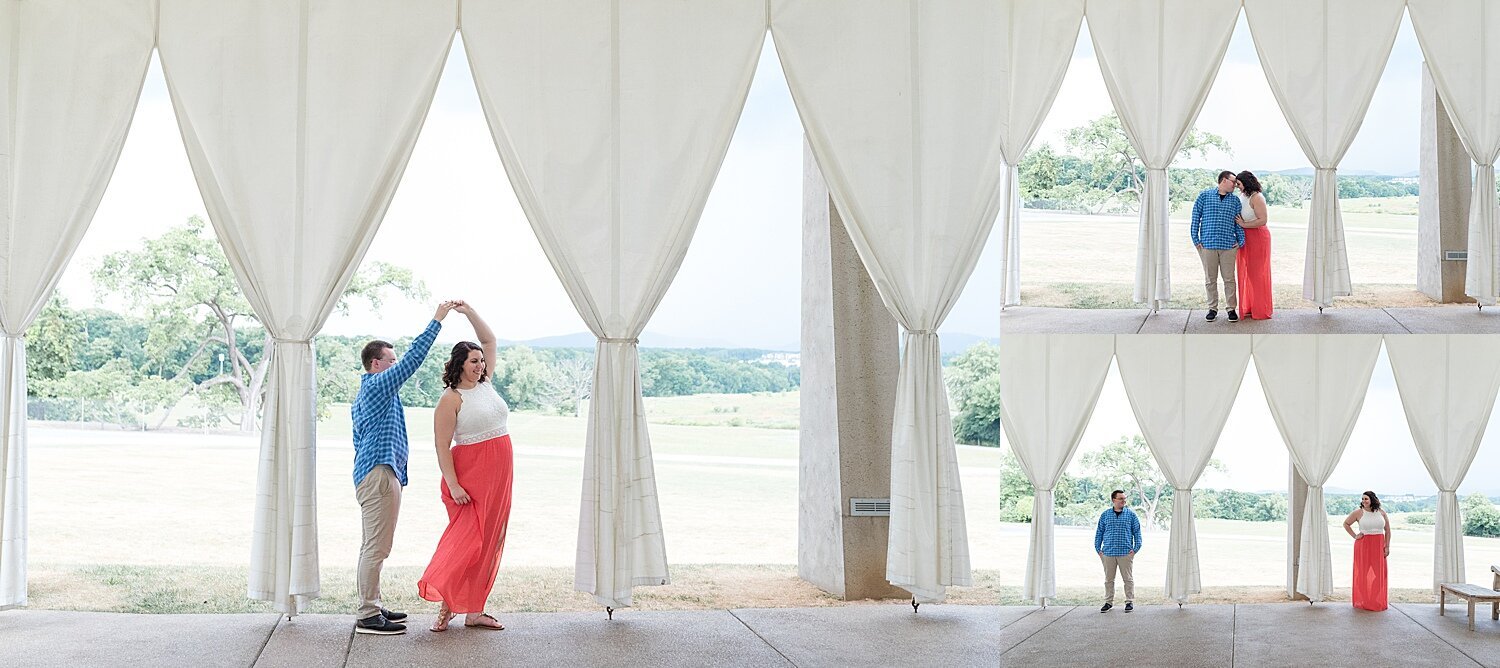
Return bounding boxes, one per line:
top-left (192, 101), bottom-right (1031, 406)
top-left (418, 434), bottom-right (514, 613)
top-left (1352, 534), bottom-right (1387, 611)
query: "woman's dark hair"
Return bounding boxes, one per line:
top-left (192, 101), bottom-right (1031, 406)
top-left (1362, 490), bottom-right (1381, 512)
top-left (1236, 170), bottom-right (1263, 197)
top-left (442, 341), bottom-right (488, 389)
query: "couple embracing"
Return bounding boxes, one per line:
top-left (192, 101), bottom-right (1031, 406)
top-left (1191, 170), bottom-right (1272, 322)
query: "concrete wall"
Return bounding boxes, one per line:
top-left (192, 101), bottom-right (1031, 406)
top-left (799, 142), bottom-right (908, 600)
top-left (1418, 63), bottom-right (1473, 303)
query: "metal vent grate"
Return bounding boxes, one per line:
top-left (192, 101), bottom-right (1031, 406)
top-left (1446, 250), bottom-right (1468, 261)
top-left (850, 498), bottom-right (891, 516)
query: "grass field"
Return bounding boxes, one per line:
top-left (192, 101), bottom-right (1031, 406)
top-left (25, 394), bottom-right (1002, 612)
top-left (1016, 197), bottom-right (1434, 309)
top-left (24, 390), bottom-right (1499, 613)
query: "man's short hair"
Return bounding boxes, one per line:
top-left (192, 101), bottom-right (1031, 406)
top-left (1217, 170), bottom-right (1236, 183)
top-left (361, 340), bottom-right (393, 372)
top-left (1111, 489), bottom-right (1125, 501)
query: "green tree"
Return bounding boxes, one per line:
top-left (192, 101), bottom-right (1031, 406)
top-left (1462, 492), bottom-right (1500, 538)
top-left (1081, 434), bottom-right (1225, 529)
top-left (946, 343), bottom-right (1001, 446)
top-left (93, 216), bottom-right (427, 431)
top-left (25, 296), bottom-right (86, 392)
top-left (1062, 113), bottom-right (1231, 212)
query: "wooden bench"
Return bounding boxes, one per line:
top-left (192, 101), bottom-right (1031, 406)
top-left (1493, 563), bottom-right (1499, 590)
top-left (1439, 582), bottom-right (1500, 631)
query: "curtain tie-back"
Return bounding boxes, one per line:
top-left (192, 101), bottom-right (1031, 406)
top-left (271, 336), bottom-right (313, 345)
top-left (906, 329), bottom-right (937, 336)
top-left (598, 337), bottom-right (639, 345)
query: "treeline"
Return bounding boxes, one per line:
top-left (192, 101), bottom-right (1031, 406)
top-left (1020, 147), bottom-right (1419, 212)
top-left (997, 440), bottom-right (1500, 538)
top-left (1014, 113), bottom-right (1419, 215)
top-left (26, 299), bottom-right (798, 429)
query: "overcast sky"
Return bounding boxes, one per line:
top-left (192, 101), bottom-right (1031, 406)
top-left (56, 18), bottom-right (1478, 495)
top-left (1018, 347), bottom-right (1500, 497)
top-left (64, 15), bottom-right (1428, 350)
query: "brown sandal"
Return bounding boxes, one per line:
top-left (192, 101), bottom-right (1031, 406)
top-left (431, 605), bottom-right (456, 632)
top-left (464, 612), bottom-right (505, 630)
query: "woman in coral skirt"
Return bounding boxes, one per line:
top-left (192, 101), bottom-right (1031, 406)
top-left (1342, 490), bottom-right (1390, 611)
top-left (420, 302), bottom-right (514, 632)
top-left (1235, 171), bottom-right (1273, 320)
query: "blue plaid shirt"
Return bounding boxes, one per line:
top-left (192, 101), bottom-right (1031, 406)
top-left (1191, 187), bottom-right (1245, 250)
top-left (351, 319), bottom-right (441, 487)
top-left (1095, 508), bottom-right (1143, 557)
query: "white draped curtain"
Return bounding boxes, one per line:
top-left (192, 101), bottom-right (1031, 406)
top-left (995, 0), bottom-right (1084, 308)
top-left (1244, 0), bottom-right (1404, 308)
top-left (1385, 335), bottom-right (1500, 592)
top-left (158, 0), bottom-right (456, 613)
top-left (1115, 335), bottom-right (1249, 604)
top-left (1408, 1), bottom-right (1500, 305)
top-left (462, 0), bottom-right (766, 609)
top-left (774, 0), bottom-right (1044, 602)
top-left (998, 334), bottom-right (1114, 605)
top-left (1251, 335), bottom-right (1381, 602)
top-left (1086, 0), bottom-right (1240, 311)
top-left (0, 0), bottom-right (155, 610)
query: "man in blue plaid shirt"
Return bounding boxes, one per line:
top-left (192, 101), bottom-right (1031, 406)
top-left (350, 301), bottom-right (456, 635)
top-left (1095, 489), bottom-right (1143, 613)
top-left (1191, 171), bottom-right (1245, 323)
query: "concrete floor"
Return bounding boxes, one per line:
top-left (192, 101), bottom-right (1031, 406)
top-left (998, 603), bottom-right (1500, 667)
top-left (0, 605), bottom-right (997, 668)
top-left (998, 305), bottom-right (1500, 335)
top-left (1, 603), bottom-right (1495, 667)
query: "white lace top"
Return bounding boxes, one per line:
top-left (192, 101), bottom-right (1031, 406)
top-left (1357, 508), bottom-right (1386, 536)
top-left (1237, 191), bottom-right (1258, 224)
top-left (452, 381), bottom-right (510, 446)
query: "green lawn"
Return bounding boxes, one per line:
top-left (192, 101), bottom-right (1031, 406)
top-left (1015, 198), bottom-right (1431, 309)
top-left (25, 393), bottom-right (1004, 612)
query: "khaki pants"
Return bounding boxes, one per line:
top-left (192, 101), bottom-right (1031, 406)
top-left (1198, 246), bottom-right (1238, 311)
top-left (356, 465), bottom-right (401, 619)
top-left (1102, 553), bottom-right (1135, 604)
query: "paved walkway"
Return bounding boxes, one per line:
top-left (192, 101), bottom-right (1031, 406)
top-left (0, 605), bottom-right (993, 668)
top-left (999, 603), bottom-right (1499, 667)
top-left (1, 603), bottom-right (1495, 667)
top-left (999, 305), bottom-right (1500, 335)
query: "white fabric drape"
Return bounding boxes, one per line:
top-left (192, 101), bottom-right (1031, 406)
top-left (1252, 335), bottom-right (1381, 602)
top-left (1408, 1), bottom-right (1500, 305)
top-left (159, 0), bottom-right (456, 613)
top-left (1244, 0), bottom-right (1404, 308)
top-left (1086, 0), bottom-right (1240, 311)
top-left (994, 0), bottom-right (1085, 308)
top-left (998, 334), bottom-right (1114, 605)
top-left (0, 0), bottom-right (155, 609)
top-left (774, 0), bottom-right (1047, 601)
top-left (1385, 335), bottom-right (1500, 592)
top-left (1115, 335), bottom-right (1250, 604)
top-left (462, 0), bottom-right (766, 608)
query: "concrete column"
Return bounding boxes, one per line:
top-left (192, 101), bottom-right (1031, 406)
top-left (1287, 463), bottom-right (1310, 601)
top-left (1418, 62), bottom-right (1474, 303)
top-left (798, 141), bottom-right (908, 601)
